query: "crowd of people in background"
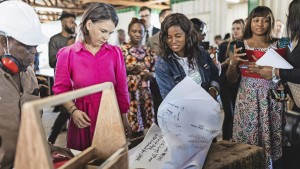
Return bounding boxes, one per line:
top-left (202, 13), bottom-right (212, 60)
top-left (1, 0), bottom-right (300, 169)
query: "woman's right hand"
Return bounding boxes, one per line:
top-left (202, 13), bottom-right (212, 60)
top-left (229, 45), bottom-right (247, 66)
top-left (72, 110), bottom-right (91, 128)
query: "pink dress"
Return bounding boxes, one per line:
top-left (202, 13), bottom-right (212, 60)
top-left (53, 41), bottom-right (130, 151)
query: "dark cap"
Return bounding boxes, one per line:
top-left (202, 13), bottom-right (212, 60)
top-left (59, 12), bottom-right (76, 20)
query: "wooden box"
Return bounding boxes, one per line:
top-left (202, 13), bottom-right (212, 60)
top-left (14, 82), bottom-right (128, 169)
top-left (203, 140), bottom-right (265, 169)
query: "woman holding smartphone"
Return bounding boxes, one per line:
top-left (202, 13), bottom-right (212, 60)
top-left (227, 6), bottom-right (289, 169)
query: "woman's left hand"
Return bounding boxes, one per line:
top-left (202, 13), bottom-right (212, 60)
top-left (72, 110), bottom-right (91, 128)
top-left (247, 62), bottom-right (261, 74)
top-left (121, 113), bottom-right (132, 139)
top-left (247, 63), bottom-right (273, 80)
top-left (258, 66), bottom-right (273, 80)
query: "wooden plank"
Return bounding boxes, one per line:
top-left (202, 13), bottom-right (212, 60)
top-left (60, 147), bottom-right (96, 169)
top-left (30, 82), bottom-right (112, 111)
top-left (82, 0), bottom-right (170, 9)
top-left (30, 4), bottom-right (85, 13)
top-left (14, 104), bottom-right (52, 169)
top-left (92, 87), bottom-right (127, 159)
top-left (98, 145), bottom-right (128, 169)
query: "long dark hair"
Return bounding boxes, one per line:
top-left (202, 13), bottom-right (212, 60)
top-left (243, 6), bottom-right (274, 43)
top-left (80, 2), bottom-right (118, 43)
top-left (159, 13), bottom-right (199, 68)
top-left (287, 0), bottom-right (300, 42)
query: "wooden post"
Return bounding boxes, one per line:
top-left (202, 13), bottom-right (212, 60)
top-left (14, 82), bottom-right (128, 169)
top-left (15, 102), bottom-right (52, 169)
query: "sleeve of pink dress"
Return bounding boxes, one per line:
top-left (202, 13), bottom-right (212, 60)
top-left (52, 46), bottom-right (73, 95)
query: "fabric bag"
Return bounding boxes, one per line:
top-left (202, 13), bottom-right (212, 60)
top-left (288, 82), bottom-right (300, 108)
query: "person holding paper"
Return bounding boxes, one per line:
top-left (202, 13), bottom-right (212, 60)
top-left (226, 6), bottom-right (289, 169)
top-left (155, 13), bottom-right (220, 100)
top-left (258, 2), bottom-right (300, 99)
top-left (258, 1), bottom-right (300, 168)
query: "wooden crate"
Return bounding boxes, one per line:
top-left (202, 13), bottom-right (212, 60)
top-left (14, 82), bottom-right (128, 169)
top-left (203, 140), bottom-right (265, 169)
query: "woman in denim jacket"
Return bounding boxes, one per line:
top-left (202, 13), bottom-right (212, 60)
top-left (155, 13), bottom-right (220, 100)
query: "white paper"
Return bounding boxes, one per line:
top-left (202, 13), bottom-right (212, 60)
top-left (256, 48), bottom-right (293, 69)
top-left (129, 124), bottom-right (170, 169)
top-left (129, 77), bottom-right (222, 169)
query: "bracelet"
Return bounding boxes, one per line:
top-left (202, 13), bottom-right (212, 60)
top-left (68, 105), bottom-right (76, 112)
top-left (209, 86), bottom-right (219, 96)
top-left (70, 108), bottom-right (78, 115)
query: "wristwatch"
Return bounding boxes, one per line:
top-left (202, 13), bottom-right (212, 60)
top-left (272, 67), bottom-right (280, 83)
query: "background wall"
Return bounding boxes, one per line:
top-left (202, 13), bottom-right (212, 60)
top-left (260, 0), bottom-right (292, 27)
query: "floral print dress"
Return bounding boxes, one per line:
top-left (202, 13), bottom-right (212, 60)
top-left (121, 44), bottom-right (156, 132)
top-left (232, 40), bottom-right (288, 169)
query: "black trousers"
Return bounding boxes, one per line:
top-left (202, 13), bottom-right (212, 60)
top-left (283, 144), bottom-right (300, 169)
top-left (220, 81), bottom-right (239, 140)
top-left (48, 106), bottom-right (70, 144)
top-left (283, 106), bottom-right (300, 169)
top-left (150, 79), bottom-right (163, 125)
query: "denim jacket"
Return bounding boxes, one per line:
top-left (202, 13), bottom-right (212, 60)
top-left (155, 46), bottom-right (220, 99)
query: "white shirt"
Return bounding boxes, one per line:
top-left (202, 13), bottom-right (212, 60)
top-left (173, 53), bottom-right (202, 84)
top-left (142, 25), bottom-right (154, 45)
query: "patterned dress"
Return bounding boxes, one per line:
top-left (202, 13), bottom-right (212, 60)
top-left (121, 44), bottom-right (156, 132)
top-left (232, 40), bottom-right (287, 168)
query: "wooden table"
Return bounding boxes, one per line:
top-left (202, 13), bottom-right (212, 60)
top-left (203, 140), bottom-right (265, 169)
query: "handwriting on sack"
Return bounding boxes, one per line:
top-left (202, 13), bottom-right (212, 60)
top-left (135, 133), bottom-right (168, 162)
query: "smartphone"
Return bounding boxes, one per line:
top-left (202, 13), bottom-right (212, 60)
top-left (230, 40), bottom-right (246, 60)
top-left (200, 41), bottom-right (210, 50)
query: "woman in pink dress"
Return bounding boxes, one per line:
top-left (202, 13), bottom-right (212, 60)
top-left (53, 3), bottom-right (131, 151)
